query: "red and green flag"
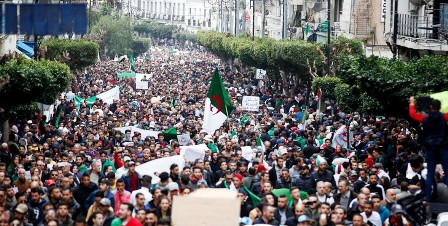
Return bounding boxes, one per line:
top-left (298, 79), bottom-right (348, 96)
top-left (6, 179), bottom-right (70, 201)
top-left (202, 69), bottom-right (233, 134)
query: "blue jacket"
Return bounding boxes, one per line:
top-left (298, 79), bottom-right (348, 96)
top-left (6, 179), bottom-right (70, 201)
top-left (122, 172), bottom-right (142, 192)
top-left (378, 205), bottom-right (391, 224)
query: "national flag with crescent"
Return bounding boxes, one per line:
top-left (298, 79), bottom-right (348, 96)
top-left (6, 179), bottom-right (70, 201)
top-left (203, 69), bottom-right (233, 134)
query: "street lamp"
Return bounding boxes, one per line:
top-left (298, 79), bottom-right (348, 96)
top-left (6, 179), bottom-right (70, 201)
top-left (205, 0), bottom-right (231, 33)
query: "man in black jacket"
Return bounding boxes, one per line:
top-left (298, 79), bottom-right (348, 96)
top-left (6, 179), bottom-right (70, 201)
top-left (274, 195), bottom-right (294, 225)
top-left (73, 172), bottom-right (98, 216)
top-left (269, 157), bottom-right (284, 189)
top-left (309, 156), bottom-right (336, 194)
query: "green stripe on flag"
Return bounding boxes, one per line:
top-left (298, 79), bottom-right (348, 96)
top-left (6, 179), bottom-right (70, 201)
top-left (239, 114), bottom-right (248, 126)
top-left (207, 69), bottom-right (234, 116)
top-left (130, 54), bottom-right (136, 72)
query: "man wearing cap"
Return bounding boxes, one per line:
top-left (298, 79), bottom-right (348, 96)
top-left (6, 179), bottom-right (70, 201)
top-left (99, 198), bottom-right (115, 226)
top-left (121, 161), bottom-right (142, 193)
top-left (296, 214), bottom-right (311, 226)
top-left (14, 203), bottom-right (32, 226)
top-left (130, 175), bottom-right (153, 206)
top-left (309, 156), bottom-right (336, 194)
top-left (384, 204), bottom-right (410, 226)
top-left (116, 155), bottom-right (131, 179)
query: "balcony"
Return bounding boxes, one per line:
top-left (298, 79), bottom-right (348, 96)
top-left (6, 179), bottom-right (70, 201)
top-left (397, 14), bottom-right (436, 39)
top-left (396, 13), bottom-right (448, 52)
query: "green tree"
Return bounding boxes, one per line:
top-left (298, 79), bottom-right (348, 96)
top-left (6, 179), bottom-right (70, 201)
top-left (0, 58), bottom-right (71, 141)
top-left (132, 38), bottom-right (151, 56)
top-left (91, 16), bottom-right (133, 58)
top-left (42, 39), bottom-right (99, 70)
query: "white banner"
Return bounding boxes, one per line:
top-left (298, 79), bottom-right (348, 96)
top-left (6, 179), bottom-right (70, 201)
top-left (242, 96), bottom-right (260, 111)
top-left (97, 86), bottom-right (120, 104)
top-left (136, 73), bottom-right (150, 90)
top-left (255, 69), bottom-right (266, 79)
top-left (241, 146), bottom-right (254, 161)
top-left (177, 134), bottom-right (192, 146)
top-left (114, 126), bottom-right (159, 139)
top-left (132, 127), bottom-right (159, 139)
top-left (179, 144), bottom-right (208, 162)
top-left (136, 156), bottom-right (185, 184)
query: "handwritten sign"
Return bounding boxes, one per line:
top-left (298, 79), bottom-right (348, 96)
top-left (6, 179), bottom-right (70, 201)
top-left (242, 96), bottom-right (260, 112)
top-left (255, 69), bottom-right (266, 79)
top-left (136, 73), bottom-right (150, 90)
top-left (177, 134), bottom-right (191, 146)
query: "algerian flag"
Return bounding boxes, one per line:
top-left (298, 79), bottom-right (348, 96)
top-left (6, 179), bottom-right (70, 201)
top-left (54, 108), bottom-right (63, 127)
top-left (224, 181), bottom-right (261, 207)
top-left (316, 155), bottom-right (327, 165)
top-left (130, 54), bottom-right (136, 72)
top-left (256, 134), bottom-right (265, 153)
top-left (239, 114), bottom-right (249, 126)
top-left (73, 95), bottom-right (96, 109)
top-left (203, 69), bottom-right (233, 134)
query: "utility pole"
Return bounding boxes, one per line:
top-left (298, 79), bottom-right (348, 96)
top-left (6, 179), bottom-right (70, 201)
top-left (261, 0), bottom-right (265, 38)
top-left (392, 0), bottom-right (398, 59)
top-left (326, 0), bottom-right (331, 76)
top-left (235, 0), bottom-right (240, 36)
top-left (252, 0), bottom-right (255, 40)
top-left (282, 0), bottom-right (288, 39)
top-left (242, 2), bottom-right (246, 34)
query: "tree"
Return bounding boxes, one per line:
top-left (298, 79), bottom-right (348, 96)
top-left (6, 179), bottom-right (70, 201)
top-left (0, 58), bottom-right (71, 141)
top-left (132, 38), bottom-right (151, 56)
top-left (91, 16), bottom-right (133, 58)
top-left (42, 39), bottom-right (99, 70)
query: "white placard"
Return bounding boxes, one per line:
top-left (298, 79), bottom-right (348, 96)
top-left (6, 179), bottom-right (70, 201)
top-left (136, 73), bottom-right (150, 90)
top-left (135, 156), bottom-right (185, 184)
top-left (177, 134), bottom-right (191, 146)
top-left (241, 146), bottom-right (254, 161)
top-left (255, 69), bottom-right (266, 79)
top-left (242, 96), bottom-right (260, 112)
top-left (179, 144), bottom-right (208, 162)
top-left (172, 189), bottom-right (240, 226)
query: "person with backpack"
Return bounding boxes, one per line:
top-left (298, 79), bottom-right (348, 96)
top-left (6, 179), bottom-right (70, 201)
top-left (409, 96), bottom-right (448, 202)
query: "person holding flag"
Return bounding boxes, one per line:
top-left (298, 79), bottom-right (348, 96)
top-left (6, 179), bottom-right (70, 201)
top-left (202, 68), bottom-right (233, 135)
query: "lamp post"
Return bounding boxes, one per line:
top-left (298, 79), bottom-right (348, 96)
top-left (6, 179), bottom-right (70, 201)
top-left (327, 0), bottom-right (331, 76)
top-left (206, 0), bottom-right (230, 32)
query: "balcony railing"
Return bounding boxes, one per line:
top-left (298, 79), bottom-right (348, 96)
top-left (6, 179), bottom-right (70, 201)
top-left (397, 14), bottom-right (438, 39)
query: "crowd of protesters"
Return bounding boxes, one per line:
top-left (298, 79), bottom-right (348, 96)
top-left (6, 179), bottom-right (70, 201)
top-left (0, 39), bottom-right (444, 226)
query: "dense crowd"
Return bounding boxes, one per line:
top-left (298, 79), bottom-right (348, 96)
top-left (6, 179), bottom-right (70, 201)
top-left (0, 39), bottom-right (443, 226)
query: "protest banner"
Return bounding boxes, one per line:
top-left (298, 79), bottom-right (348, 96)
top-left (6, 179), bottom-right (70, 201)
top-left (242, 96), bottom-right (260, 112)
top-left (255, 69), bottom-right (266, 79)
top-left (172, 189), bottom-right (240, 226)
top-left (177, 134), bottom-right (191, 146)
top-left (136, 73), bottom-right (150, 90)
top-left (179, 144), bottom-right (207, 162)
top-left (135, 155), bottom-right (185, 183)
